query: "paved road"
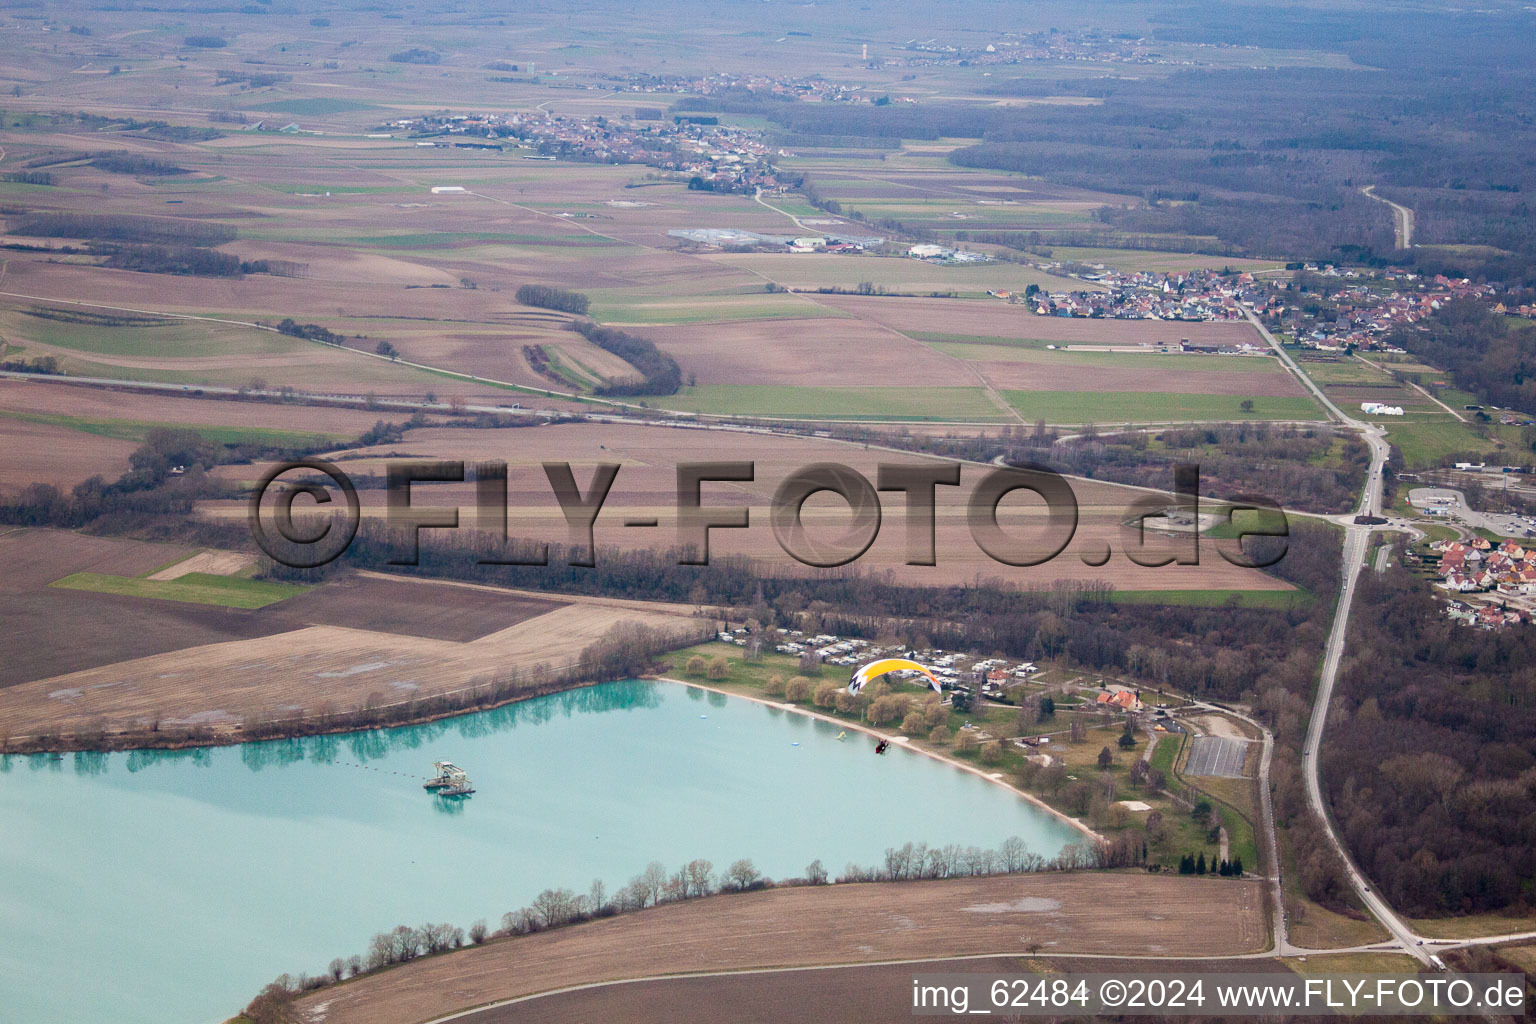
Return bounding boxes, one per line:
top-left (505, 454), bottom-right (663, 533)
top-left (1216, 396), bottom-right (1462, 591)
top-left (1408, 486), bottom-right (1536, 539)
top-left (1301, 498), bottom-right (1435, 963)
top-left (1361, 185), bottom-right (1415, 249)
top-left (1243, 305), bottom-right (1390, 517)
top-left (1179, 323), bottom-right (1533, 973)
top-left (1246, 302), bottom-right (1441, 963)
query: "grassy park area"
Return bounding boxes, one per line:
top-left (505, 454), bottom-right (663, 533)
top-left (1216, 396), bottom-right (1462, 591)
top-left (50, 571), bottom-right (309, 609)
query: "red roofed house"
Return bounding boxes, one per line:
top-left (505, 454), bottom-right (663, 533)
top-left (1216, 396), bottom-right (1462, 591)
top-left (1096, 690), bottom-right (1142, 711)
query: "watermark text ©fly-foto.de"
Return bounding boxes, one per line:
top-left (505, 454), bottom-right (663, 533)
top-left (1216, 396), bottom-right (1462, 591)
top-left (248, 458), bottom-right (1289, 571)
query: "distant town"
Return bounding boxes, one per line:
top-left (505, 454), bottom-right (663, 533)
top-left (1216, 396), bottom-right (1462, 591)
top-left (896, 29), bottom-right (1280, 71)
top-left (374, 110), bottom-right (789, 193)
top-left (1011, 266), bottom-right (1262, 322)
top-left (1026, 260), bottom-right (1518, 346)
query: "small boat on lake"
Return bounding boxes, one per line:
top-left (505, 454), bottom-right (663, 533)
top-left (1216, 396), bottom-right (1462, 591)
top-left (423, 761), bottom-right (475, 797)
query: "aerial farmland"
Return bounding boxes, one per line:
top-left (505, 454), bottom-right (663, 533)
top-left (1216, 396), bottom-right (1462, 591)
top-left (3, 1), bottom-right (1533, 1022)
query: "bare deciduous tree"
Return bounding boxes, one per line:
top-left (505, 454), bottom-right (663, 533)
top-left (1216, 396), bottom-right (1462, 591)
top-left (683, 858), bottom-right (715, 897)
top-left (638, 860), bottom-right (669, 906)
top-left (723, 858), bottom-right (761, 891)
top-left (531, 888), bottom-right (580, 928)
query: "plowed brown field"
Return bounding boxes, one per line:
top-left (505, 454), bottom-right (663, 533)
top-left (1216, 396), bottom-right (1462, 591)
top-left (297, 873), bottom-right (1266, 1024)
top-left (205, 421), bottom-right (1293, 594)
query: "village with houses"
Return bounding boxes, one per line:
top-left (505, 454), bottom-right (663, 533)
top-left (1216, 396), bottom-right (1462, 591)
top-left (1266, 266), bottom-right (1517, 352)
top-left (1008, 265), bottom-right (1263, 322)
top-left (897, 29), bottom-right (1268, 71)
top-left (598, 68), bottom-right (878, 105)
top-left (1421, 536), bottom-right (1536, 628)
top-left (1001, 260), bottom-right (1529, 376)
top-left (1015, 260), bottom-right (1526, 350)
top-left (373, 109), bottom-right (790, 194)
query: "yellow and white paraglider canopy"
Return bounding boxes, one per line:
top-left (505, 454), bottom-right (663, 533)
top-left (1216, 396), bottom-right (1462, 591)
top-left (848, 658), bottom-right (943, 695)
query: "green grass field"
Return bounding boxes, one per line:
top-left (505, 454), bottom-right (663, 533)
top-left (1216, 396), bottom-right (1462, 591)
top-left (929, 342), bottom-right (1288, 374)
top-left (1283, 953), bottom-right (1422, 975)
top-left (50, 572), bottom-right (309, 609)
top-left (246, 98), bottom-right (380, 116)
top-left (534, 345), bottom-right (596, 391)
top-left (1003, 390), bottom-right (1321, 424)
top-left (1149, 730), bottom-right (1183, 778)
top-left (3, 311), bottom-right (301, 360)
top-left (1293, 358), bottom-right (1393, 385)
top-left (656, 385), bottom-right (1005, 421)
top-left (1384, 415), bottom-right (1498, 468)
top-left (588, 292), bottom-right (834, 325)
top-left (0, 408), bottom-right (342, 448)
top-left (1407, 910), bottom-right (1536, 940)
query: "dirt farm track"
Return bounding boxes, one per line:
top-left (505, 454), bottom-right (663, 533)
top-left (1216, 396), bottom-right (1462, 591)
top-left (298, 873), bottom-right (1266, 1024)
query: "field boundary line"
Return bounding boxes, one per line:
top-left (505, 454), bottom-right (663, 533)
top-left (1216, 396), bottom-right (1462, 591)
top-left (354, 570), bottom-right (700, 616)
top-left (417, 935), bottom-right (1304, 1024)
top-left (0, 289), bottom-right (279, 332)
top-left (1353, 353), bottom-right (1465, 421)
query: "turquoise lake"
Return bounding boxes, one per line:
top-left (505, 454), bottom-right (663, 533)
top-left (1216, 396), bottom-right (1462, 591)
top-left (0, 679), bottom-right (1082, 1023)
